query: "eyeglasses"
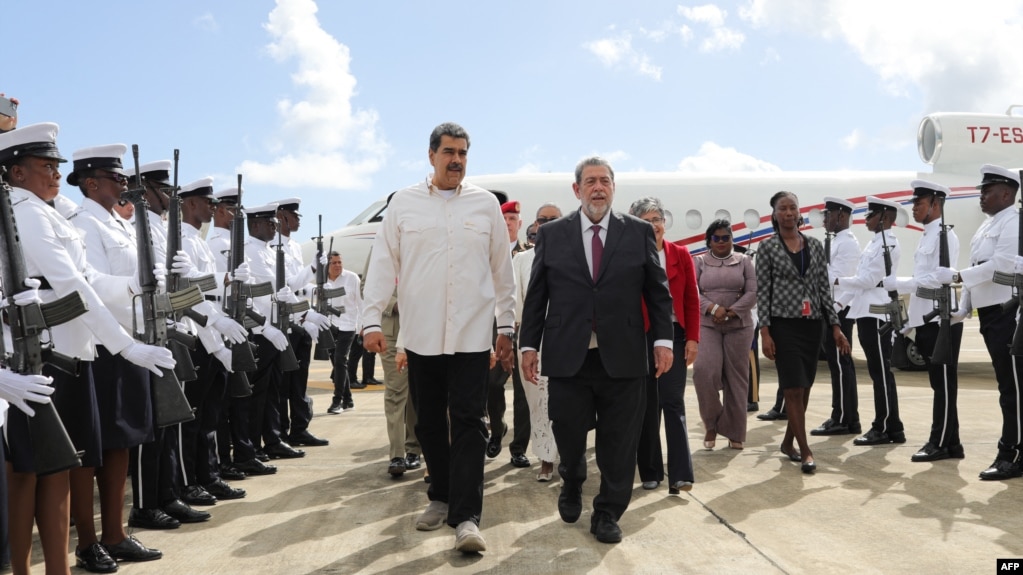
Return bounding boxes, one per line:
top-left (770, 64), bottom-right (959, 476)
top-left (643, 217), bottom-right (665, 226)
top-left (711, 234), bottom-right (732, 243)
top-left (94, 173), bottom-right (128, 185)
top-left (536, 216), bottom-right (559, 224)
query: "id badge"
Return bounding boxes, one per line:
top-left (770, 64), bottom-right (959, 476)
top-left (801, 298), bottom-right (811, 317)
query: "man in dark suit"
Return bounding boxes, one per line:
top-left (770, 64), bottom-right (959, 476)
top-left (520, 156), bottom-right (674, 544)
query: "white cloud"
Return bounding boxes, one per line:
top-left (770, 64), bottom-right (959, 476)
top-left (193, 12), bottom-right (219, 32)
top-left (678, 4), bottom-right (745, 52)
top-left (676, 142), bottom-right (781, 172)
top-left (583, 33), bottom-right (663, 80)
top-left (738, 0), bottom-right (1023, 113)
top-left (841, 128), bottom-right (862, 150)
top-left (241, 0), bottom-right (387, 190)
top-left (516, 163), bottom-right (541, 174)
top-left (602, 150), bottom-right (632, 164)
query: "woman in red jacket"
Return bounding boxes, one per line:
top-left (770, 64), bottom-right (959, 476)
top-left (631, 198), bottom-right (701, 495)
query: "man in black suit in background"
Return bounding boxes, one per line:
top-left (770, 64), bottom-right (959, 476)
top-left (520, 156), bottom-right (674, 544)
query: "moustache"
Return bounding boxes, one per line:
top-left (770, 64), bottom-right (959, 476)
top-left (446, 163), bottom-right (463, 171)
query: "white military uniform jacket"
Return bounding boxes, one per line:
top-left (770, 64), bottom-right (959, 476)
top-left (827, 229), bottom-right (860, 310)
top-left (892, 219), bottom-right (961, 328)
top-left (206, 226), bottom-right (231, 275)
top-left (68, 197), bottom-right (138, 331)
top-left (11, 188), bottom-right (134, 360)
top-left (959, 205), bottom-right (1019, 310)
top-left (837, 229), bottom-right (900, 320)
top-left (243, 235), bottom-right (276, 333)
top-left (180, 222), bottom-right (229, 354)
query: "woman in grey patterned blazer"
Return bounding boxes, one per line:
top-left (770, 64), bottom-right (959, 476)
top-left (756, 191), bottom-right (851, 473)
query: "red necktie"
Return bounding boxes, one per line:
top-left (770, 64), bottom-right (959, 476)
top-left (591, 224), bottom-right (603, 282)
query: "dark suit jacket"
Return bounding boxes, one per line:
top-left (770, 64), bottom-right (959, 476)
top-left (519, 208), bottom-right (674, 379)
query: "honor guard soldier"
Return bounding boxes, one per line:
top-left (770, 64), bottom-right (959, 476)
top-left (834, 196), bottom-right (906, 446)
top-left (121, 164), bottom-right (212, 530)
top-left (242, 203), bottom-right (305, 461)
top-left (939, 164), bottom-right (1023, 480)
top-left (885, 180), bottom-right (964, 462)
top-left (273, 198), bottom-right (330, 447)
top-left (206, 188), bottom-right (277, 478)
top-left (63, 143), bottom-right (177, 569)
top-left (811, 196), bottom-right (861, 437)
top-left (175, 178), bottom-right (250, 504)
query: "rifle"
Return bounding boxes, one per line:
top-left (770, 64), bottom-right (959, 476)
top-left (993, 170), bottom-right (1023, 356)
top-left (823, 207), bottom-right (833, 266)
top-left (311, 215), bottom-right (343, 361)
top-left (123, 145), bottom-right (198, 427)
top-left (918, 195), bottom-right (957, 364)
top-left (221, 175), bottom-right (272, 396)
top-left (273, 227), bottom-right (308, 372)
top-left (0, 167), bottom-right (86, 474)
top-left (868, 222), bottom-right (910, 369)
top-left (161, 149), bottom-right (211, 383)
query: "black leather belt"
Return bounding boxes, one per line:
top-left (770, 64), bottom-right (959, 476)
top-left (205, 295), bottom-right (222, 302)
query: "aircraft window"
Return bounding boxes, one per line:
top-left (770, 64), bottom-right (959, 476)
top-left (685, 209), bottom-right (702, 230)
top-left (347, 200), bottom-right (386, 226)
top-left (715, 209), bottom-right (731, 223)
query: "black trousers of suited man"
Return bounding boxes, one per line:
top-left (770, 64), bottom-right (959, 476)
top-left (406, 350), bottom-right (490, 527)
top-left (550, 348), bottom-right (647, 522)
top-left (825, 308), bottom-right (859, 427)
top-left (180, 345), bottom-right (228, 487)
top-left (914, 321), bottom-right (964, 449)
top-left (279, 329), bottom-right (313, 438)
top-left (856, 317), bottom-right (904, 435)
top-left (486, 335), bottom-right (530, 457)
top-left (978, 305), bottom-right (1023, 462)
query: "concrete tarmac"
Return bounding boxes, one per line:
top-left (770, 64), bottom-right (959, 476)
top-left (19, 322), bottom-right (1023, 574)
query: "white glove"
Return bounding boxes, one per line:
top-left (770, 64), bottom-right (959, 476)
top-left (230, 262), bottom-right (251, 284)
top-left (276, 286), bottom-right (299, 304)
top-left (302, 320), bottom-right (319, 339)
top-left (12, 277), bottom-right (42, 307)
top-left (0, 370), bottom-right (54, 417)
top-left (1015, 255), bottom-right (1023, 275)
top-left (304, 309), bottom-right (330, 330)
top-left (212, 347), bottom-right (234, 373)
top-left (262, 323), bottom-right (289, 351)
top-left (882, 276), bottom-right (898, 292)
top-left (833, 301), bottom-right (845, 314)
top-left (120, 342), bottom-right (176, 376)
top-left (934, 267), bottom-right (956, 285)
top-left (172, 251), bottom-right (196, 278)
top-left (310, 253), bottom-right (328, 272)
top-left (211, 315), bottom-right (248, 345)
top-left (129, 264), bottom-right (167, 294)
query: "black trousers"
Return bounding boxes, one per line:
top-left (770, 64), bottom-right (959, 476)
top-left (0, 424), bottom-right (8, 568)
top-left (406, 350), bottom-right (490, 527)
top-left (234, 335), bottom-right (282, 460)
top-left (181, 346), bottom-right (227, 485)
top-left (914, 321), bottom-right (964, 448)
top-left (856, 317), bottom-right (903, 434)
top-left (130, 425), bottom-right (177, 508)
top-left (549, 348), bottom-right (646, 521)
top-left (637, 324), bottom-right (694, 484)
top-left (978, 304), bottom-right (1023, 462)
top-left (280, 330), bottom-right (313, 436)
top-left (825, 309), bottom-right (859, 425)
top-left (330, 328), bottom-right (357, 403)
top-left (348, 337), bottom-right (376, 383)
top-left (486, 338), bottom-right (530, 456)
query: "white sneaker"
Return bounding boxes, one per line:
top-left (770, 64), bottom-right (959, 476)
top-left (415, 501), bottom-right (448, 531)
top-left (454, 520), bottom-right (486, 553)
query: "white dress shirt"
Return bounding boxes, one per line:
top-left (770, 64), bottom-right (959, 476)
top-left (11, 188), bottom-right (134, 360)
top-left (893, 219), bottom-right (961, 328)
top-left (362, 180), bottom-right (516, 355)
top-left (837, 230), bottom-right (900, 320)
top-left (325, 269), bottom-right (362, 332)
top-left (959, 205), bottom-right (1018, 309)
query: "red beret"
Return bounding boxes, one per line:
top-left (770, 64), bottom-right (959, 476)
top-left (501, 201), bottom-right (520, 215)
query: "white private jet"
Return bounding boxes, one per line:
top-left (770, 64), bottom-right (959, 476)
top-left (303, 108), bottom-right (1023, 368)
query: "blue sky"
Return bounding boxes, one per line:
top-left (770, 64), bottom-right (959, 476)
top-left (6, 0), bottom-right (1022, 231)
